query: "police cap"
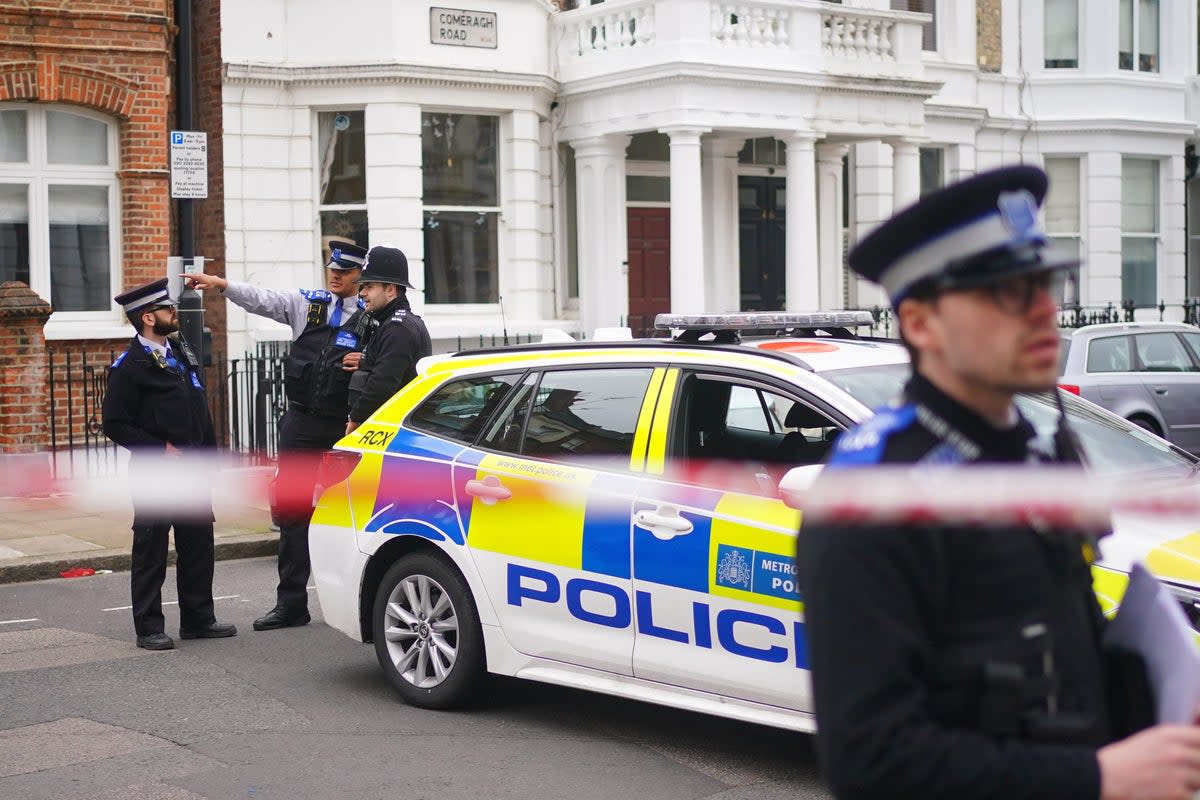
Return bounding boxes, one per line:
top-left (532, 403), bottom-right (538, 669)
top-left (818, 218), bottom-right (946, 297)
top-left (354, 245), bottom-right (417, 290)
top-left (114, 278), bottom-right (174, 315)
top-left (326, 240), bottom-right (368, 271)
top-left (847, 165), bottom-right (1078, 305)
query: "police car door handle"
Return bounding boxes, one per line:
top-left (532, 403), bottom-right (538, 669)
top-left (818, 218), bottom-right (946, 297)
top-left (465, 475), bottom-right (512, 505)
top-left (634, 506), bottom-right (693, 540)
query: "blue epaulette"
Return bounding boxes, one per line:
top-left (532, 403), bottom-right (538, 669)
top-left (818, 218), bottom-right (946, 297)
top-left (826, 403), bottom-right (917, 468)
top-left (111, 351), bottom-right (128, 368)
top-left (299, 288), bottom-right (333, 303)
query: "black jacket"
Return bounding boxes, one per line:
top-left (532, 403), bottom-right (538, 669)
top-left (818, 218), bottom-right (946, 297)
top-left (347, 294), bottom-right (432, 424)
top-left (285, 303), bottom-right (373, 417)
top-left (797, 374), bottom-right (1112, 800)
top-left (102, 336), bottom-right (216, 452)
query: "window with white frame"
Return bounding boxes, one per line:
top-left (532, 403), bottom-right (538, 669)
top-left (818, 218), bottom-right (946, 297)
top-left (1122, 158), bottom-right (1159, 306)
top-left (1119, 0), bottom-right (1159, 72)
top-left (0, 105), bottom-right (118, 315)
top-left (422, 113), bottom-right (500, 304)
top-left (317, 110), bottom-right (369, 254)
top-left (890, 0), bottom-right (936, 52)
top-left (1043, 157), bottom-right (1082, 304)
top-left (1044, 0), bottom-right (1079, 68)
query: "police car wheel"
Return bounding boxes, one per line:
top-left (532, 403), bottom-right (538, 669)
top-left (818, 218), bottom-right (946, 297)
top-left (372, 553), bottom-right (485, 709)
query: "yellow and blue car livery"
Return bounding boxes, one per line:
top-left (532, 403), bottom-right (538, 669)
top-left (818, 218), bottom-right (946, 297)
top-left (309, 323), bottom-right (1200, 730)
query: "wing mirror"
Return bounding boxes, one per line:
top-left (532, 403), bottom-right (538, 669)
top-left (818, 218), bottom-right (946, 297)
top-left (778, 464), bottom-right (824, 510)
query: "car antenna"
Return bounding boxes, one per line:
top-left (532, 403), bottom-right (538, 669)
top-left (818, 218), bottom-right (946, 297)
top-left (499, 294), bottom-right (510, 345)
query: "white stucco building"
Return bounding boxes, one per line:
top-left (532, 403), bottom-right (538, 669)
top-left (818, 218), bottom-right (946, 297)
top-left (220, 0), bottom-right (1199, 354)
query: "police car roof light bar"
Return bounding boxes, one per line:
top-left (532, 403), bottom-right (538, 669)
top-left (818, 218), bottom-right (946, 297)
top-left (655, 311), bottom-right (876, 333)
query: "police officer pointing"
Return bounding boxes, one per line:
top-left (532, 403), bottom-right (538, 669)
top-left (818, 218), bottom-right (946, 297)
top-left (102, 278), bottom-right (237, 650)
top-left (798, 166), bottom-right (1200, 800)
top-left (345, 245), bottom-right (431, 435)
top-left (185, 241), bottom-right (374, 631)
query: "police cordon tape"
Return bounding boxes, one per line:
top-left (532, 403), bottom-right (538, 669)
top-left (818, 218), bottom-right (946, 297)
top-left (2, 452), bottom-right (1199, 531)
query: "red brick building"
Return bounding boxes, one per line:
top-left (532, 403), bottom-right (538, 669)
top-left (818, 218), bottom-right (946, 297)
top-left (0, 0), bottom-right (224, 455)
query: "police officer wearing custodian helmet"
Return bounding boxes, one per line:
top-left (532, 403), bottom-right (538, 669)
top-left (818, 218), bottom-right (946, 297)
top-left (797, 166), bottom-right (1200, 799)
top-left (102, 278), bottom-right (237, 650)
top-left (346, 245), bottom-right (432, 434)
top-left (185, 240), bottom-right (374, 632)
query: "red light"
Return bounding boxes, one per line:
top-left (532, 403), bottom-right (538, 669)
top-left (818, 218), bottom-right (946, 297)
top-left (1058, 384), bottom-right (1081, 395)
top-left (315, 450), bottom-right (362, 502)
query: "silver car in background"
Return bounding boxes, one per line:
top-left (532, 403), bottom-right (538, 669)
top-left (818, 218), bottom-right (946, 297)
top-left (1058, 321), bottom-right (1200, 454)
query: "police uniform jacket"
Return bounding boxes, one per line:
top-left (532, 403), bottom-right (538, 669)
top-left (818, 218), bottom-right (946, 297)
top-left (223, 281), bottom-right (367, 417)
top-left (797, 374), bottom-right (1112, 800)
top-left (102, 336), bottom-right (216, 453)
top-left (348, 294), bottom-right (432, 424)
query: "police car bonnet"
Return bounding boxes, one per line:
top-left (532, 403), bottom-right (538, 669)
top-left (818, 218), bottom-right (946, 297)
top-left (355, 245), bottom-right (417, 290)
top-left (847, 164), bottom-right (1079, 305)
top-left (326, 240), bottom-right (367, 271)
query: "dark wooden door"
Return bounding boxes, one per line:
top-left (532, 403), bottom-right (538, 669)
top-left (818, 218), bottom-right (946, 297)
top-left (738, 176), bottom-right (786, 311)
top-left (627, 207), bottom-right (671, 334)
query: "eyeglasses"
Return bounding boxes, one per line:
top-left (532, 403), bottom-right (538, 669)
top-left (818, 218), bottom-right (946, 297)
top-left (969, 272), bottom-right (1065, 316)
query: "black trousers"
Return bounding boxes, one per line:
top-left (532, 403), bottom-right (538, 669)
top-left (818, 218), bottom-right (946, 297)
top-left (130, 519), bottom-right (216, 636)
top-left (274, 408), bottom-right (345, 611)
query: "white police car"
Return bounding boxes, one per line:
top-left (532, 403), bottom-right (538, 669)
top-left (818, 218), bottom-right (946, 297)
top-left (308, 312), bottom-right (1200, 731)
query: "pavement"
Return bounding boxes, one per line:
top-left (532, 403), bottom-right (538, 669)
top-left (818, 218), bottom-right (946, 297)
top-left (0, 489), bottom-right (278, 585)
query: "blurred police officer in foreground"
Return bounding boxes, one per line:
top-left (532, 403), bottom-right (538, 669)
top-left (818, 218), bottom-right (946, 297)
top-left (185, 240), bottom-right (373, 632)
top-left (345, 245), bottom-right (431, 435)
top-left (797, 166), bottom-right (1200, 800)
top-left (102, 278), bottom-right (237, 651)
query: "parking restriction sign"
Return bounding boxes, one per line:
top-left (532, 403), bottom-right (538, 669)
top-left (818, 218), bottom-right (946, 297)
top-left (170, 130), bottom-right (208, 199)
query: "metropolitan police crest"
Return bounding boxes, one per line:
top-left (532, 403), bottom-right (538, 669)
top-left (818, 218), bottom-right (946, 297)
top-left (716, 546), bottom-right (752, 590)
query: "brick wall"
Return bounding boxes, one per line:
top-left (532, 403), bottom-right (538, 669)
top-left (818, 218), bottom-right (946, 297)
top-left (976, 0), bottom-right (1002, 73)
top-left (0, 1), bottom-right (224, 454)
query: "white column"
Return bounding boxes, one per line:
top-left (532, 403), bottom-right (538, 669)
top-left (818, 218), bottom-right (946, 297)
top-left (365, 102), bottom-right (424, 313)
top-left (1086, 152), bottom-right (1123, 305)
top-left (1163, 155), bottom-right (1187, 318)
top-left (502, 110), bottom-right (547, 323)
top-left (663, 127), bottom-right (708, 313)
top-left (785, 132), bottom-right (819, 311)
top-left (890, 138), bottom-right (921, 213)
top-left (702, 137), bottom-right (743, 313)
top-left (948, 142), bottom-right (976, 183)
top-left (570, 135), bottom-right (631, 336)
top-left (851, 141), bottom-right (894, 309)
top-left (817, 142), bottom-right (848, 311)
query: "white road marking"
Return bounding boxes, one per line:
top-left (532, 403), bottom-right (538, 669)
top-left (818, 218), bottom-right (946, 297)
top-left (102, 594), bottom-right (240, 612)
top-left (0, 618), bottom-right (39, 625)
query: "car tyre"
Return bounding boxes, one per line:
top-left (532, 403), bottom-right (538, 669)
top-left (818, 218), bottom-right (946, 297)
top-left (372, 553), bottom-right (485, 709)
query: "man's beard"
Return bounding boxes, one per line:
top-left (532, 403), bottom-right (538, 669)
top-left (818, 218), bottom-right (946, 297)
top-left (152, 319), bottom-right (179, 336)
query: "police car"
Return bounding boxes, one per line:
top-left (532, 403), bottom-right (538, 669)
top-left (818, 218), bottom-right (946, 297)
top-left (308, 312), bottom-right (1200, 732)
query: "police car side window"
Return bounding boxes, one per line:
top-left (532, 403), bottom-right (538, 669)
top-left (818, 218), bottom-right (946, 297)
top-left (483, 368), bottom-right (653, 463)
top-left (407, 373), bottom-right (523, 444)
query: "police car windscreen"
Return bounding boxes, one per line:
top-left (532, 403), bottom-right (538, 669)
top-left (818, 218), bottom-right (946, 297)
top-left (818, 363), bottom-right (908, 410)
top-left (1017, 391), bottom-right (1198, 479)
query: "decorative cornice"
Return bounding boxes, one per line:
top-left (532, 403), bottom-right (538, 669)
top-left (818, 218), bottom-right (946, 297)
top-left (557, 62), bottom-right (942, 102)
top-left (224, 61), bottom-right (560, 96)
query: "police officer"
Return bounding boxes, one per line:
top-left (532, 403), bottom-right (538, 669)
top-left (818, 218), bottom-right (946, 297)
top-left (185, 240), bottom-right (373, 632)
top-left (797, 166), bottom-right (1200, 800)
top-left (102, 278), bottom-right (238, 650)
top-left (346, 245), bottom-right (431, 434)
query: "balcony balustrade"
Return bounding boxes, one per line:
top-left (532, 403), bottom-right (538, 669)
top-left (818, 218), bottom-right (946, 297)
top-left (555, 0), bottom-right (928, 85)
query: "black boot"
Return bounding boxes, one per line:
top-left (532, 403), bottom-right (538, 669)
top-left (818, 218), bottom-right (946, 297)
top-left (253, 606), bottom-right (311, 631)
